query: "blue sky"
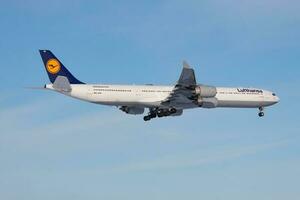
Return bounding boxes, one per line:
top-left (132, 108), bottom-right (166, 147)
top-left (0, 0), bottom-right (300, 199)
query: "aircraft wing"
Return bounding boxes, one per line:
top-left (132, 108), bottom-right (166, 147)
top-left (162, 61), bottom-right (197, 107)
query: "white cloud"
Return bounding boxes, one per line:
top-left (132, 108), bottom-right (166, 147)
top-left (107, 139), bottom-right (289, 173)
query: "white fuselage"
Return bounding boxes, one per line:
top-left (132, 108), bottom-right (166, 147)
top-left (45, 84), bottom-right (279, 109)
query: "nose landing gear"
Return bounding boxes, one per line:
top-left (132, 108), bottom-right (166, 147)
top-left (258, 107), bottom-right (264, 117)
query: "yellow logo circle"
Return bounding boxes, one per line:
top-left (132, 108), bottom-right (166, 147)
top-left (46, 59), bottom-right (61, 74)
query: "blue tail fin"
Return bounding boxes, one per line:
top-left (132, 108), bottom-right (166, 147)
top-left (39, 50), bottom-right (84, 84)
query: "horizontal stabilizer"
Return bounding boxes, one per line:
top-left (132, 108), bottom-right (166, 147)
top-left (25, 86), bottom-right (48, 90)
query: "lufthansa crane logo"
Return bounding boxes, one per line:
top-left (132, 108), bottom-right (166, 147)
top-left (46, 59), bottom-right (61, 74)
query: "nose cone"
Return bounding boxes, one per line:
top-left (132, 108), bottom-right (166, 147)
top-left (270, 94), bottom-right (280, 105)
top-left (265, 91), bottom-right (280, 106)
top-left (275, 96), bottom-right (280, 103)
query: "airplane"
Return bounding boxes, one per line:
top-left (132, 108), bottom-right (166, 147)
top-left (38, 50), bottom-right (279, 121)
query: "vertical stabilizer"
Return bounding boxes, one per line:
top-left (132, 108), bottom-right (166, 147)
top-left (39, 50), bottom-right (84, 84)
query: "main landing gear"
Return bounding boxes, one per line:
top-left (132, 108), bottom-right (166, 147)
top-left (143, 112), bottom-right (156, 121)
top-left (258, 107), bottom-right (264, 117)
top-left (143, 108), bottom-right (177, 121)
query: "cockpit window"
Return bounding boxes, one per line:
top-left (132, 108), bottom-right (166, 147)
top-left (272, 93), bottom-right (276, 96)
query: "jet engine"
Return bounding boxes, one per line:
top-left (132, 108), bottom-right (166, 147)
top-left (120, 106), bottom-right (145, 115)
top-left (195, 85), bottom-right (218, 108)
top-left (195, 85), bottom-right (217, 98)
top-left (197, 97), bottom-right (218, 108)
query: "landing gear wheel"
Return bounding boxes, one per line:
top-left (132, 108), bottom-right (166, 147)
top-left (170, 108), bottom-right (177, 114)
top-left (157, 113), bottom-right (164, 118)
top-left (143, 116), bottom-right (151, 121)
top-left (157, 109), bottom-right (164, 117)
top-left (150, 112), bottom-right (157, 118)
top-left (163, 111), bottom-right (170, 117)
top-left (258, 107), bottom-right (264, 117)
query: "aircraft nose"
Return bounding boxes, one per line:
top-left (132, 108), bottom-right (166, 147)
top-left (270, 92), bottom-right (280, 104)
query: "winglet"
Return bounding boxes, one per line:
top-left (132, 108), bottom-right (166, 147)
top-left (183, 60), bottom-right (191, 68)
top-left (177, 61), bottom-right (197, 86)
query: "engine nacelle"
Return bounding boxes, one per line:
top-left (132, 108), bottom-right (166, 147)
top-left (198, 97), bottom-right (218, 108)
top-left (120, 106), bottom-right (145, 115)
top-left (195, 85), bottom-right (217, 98)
